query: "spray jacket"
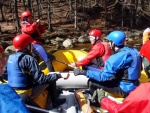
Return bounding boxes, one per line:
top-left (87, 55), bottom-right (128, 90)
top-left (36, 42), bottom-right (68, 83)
top-left (4, 51), bottom-right (61, 90)
top-left (76, 40), bottom-right (112, 69)
top-left (21, 21), bottom-right (46, 44)
top-left (86, 46), bottom-right (141, 93)
top-left (0, 84), bottom-right (30, 113)
top-left (100, 83), bottom-right (150, 113)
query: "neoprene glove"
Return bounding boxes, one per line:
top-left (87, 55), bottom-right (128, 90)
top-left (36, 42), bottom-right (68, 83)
top-left (92, 89), bottom-right (105, 102)
top-left (49, 54), bottom-right (56, 60)
top-left (73, 68), bottom-right (86, 76)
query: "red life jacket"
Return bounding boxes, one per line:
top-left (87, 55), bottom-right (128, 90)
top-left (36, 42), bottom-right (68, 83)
top-left (101, 42), bottom-right (112, 63)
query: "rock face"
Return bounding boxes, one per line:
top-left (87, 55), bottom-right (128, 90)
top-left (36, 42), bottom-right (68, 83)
top-left (62, 38), bottom-right (74, 48)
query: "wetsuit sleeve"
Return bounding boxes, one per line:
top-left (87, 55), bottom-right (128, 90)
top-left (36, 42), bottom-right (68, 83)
top-left (19, 55), bottom-right (60, 84)
top-left (21, 22), bottom-right (38, 34)
top-left (76, 44), bottom-right (105, 66)
top-left (86, 51), bottom-right (132, 81)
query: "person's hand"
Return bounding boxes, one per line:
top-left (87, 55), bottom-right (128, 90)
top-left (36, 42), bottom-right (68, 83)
top-left (70, 62), bottom-right (77, 67)
top-left (92, 89), bottom-right (105, 102)
top-left (73, 68), bottom-right (86, 76)
top-left (49, 54), bottom-right (56, 60)
top-left (36, 19), bottom-right (40, 23)
top-left (60, 73), bottom-right (70, 79)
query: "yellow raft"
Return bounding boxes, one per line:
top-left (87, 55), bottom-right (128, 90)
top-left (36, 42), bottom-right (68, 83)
top-left (40, 49), bottom-right (150, 83)
top-left (40, 50), bottom-right (88, 74)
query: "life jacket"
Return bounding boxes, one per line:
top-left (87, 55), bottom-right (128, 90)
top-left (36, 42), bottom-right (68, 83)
top-left (94, 42), bottom-right (112, 68)
top-left (101, 42), bottom-right (112, 63)
top-left (7, 53), bottom-right (33, 89)
top-left (116, 47), bottom-right (141, 81)
top-left (85, 42), bottom-right (112, 70)
top-left (0, 84), bottom-right (30, 113)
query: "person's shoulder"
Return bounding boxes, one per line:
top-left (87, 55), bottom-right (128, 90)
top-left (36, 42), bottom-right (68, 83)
top-left (94, 42), bottom-right (105, 48)
top-left (22, 54), bottom-right (34, 60)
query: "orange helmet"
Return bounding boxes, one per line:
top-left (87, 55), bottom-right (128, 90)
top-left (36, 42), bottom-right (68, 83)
top-left (89, 29), bottom-right (102, 39)
top-left (21, 11), bottom-right (32, 21)
top-left (13, 34), bottom-right (33, 50)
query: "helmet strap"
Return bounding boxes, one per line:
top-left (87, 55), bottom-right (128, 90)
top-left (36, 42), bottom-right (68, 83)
top-left (93, 36), bottom-right (99, 45)
top-left (25, 44), bottom-right (32, 53)
top-left (109, 41), bottom-right (115, 53)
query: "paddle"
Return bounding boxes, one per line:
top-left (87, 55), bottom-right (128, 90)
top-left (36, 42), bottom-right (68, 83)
top-left (54, 58), bottom-right (76, 69)
top-left (26, 104), bottom-right (62, 113)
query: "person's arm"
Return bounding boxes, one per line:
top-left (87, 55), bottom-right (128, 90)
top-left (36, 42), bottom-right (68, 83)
top-left (21, 22), bottom-right (38, 34)
top-left (20, 55), bottom-right (68, 84)
top-left (86, 51), bottom-right (132, 81)
top-left (76, 44), bottom-right (105, 67)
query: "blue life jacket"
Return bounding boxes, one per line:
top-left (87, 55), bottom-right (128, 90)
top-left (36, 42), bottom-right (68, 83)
top-left (0, 84), bottom-right (30, 113)
top-left (7, 53), bottom-right (33, 89)
top-left (120, 47), bottom-right (141, 80)
top-left (118, 47), bottom-right (141, 93)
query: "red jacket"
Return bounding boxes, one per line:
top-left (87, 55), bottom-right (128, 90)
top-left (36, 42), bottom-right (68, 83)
top-left (101, 83), bottom-right (150, 113)
top-left (76, 41), bottom-right (112, 67)
top-left (21, 22), bottom-right (46, 44)
top-left (140, 40), bottom-right (150, 62)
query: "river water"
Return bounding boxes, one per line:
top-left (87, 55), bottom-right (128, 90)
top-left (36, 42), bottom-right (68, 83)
top-left (45, 43), bottom-right (91, 53)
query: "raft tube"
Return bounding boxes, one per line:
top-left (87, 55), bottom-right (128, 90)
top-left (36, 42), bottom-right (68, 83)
top-left (56, 72), bottom-right (89, 89)
top-left (39, 50), bottom-right (88, 75)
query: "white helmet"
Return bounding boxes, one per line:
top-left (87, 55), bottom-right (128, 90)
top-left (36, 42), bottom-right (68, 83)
top-left (143, 27), bottom-right (150, 36)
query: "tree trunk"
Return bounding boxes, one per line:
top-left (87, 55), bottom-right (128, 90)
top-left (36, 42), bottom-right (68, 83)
top-left (47, 0), bottom-right (53, 31)
top-left (14, 0), bottom-right (21, 32)
top-left (0, 0), bottom-right (5, 21)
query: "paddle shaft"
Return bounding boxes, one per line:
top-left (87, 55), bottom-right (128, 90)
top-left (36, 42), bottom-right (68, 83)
top-left (26, 104), bottom-right (62, 113)
top-left (54, 59), bottom-right (76, 69)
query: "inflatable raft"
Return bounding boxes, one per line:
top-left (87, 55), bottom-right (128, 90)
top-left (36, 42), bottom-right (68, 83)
top-left (39, 50), bottom-right (88, 74)
top-left (1, 50), bottom-right (150, 113)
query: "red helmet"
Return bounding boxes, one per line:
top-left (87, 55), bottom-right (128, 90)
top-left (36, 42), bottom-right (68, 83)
top-left (140, 40), bottom-right (150, 62)
top-left (89, 29), bottom-right (102, 39)
top-left (13, 34), bottom-right (33, 50)
top-left (21, 11), bottom-right (32, 21)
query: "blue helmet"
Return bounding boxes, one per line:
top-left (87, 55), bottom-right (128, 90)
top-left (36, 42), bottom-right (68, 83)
top-left (107, 31), bottom-right (126, 46)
